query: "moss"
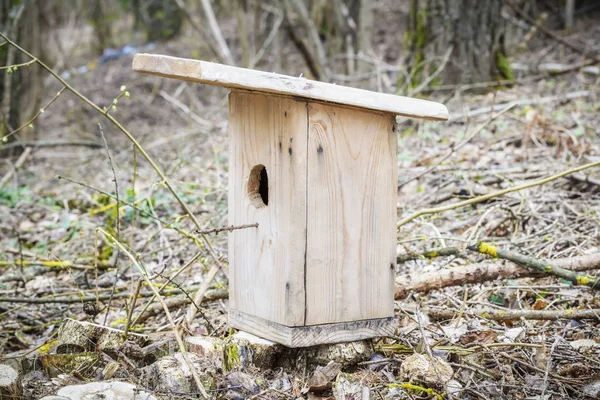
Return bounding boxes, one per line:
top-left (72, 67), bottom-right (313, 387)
top-left (223, 342), bottom-right (240, 371)
top-left (98, 244), bottom-right (113, 261)
top-left (576, 274), bottom-right (595, 286)
top-left (478, 242), bottom-right (498, 258)
top-left (389, 382), bottom-right (444, 400)
top-left (37, 339), bottom-right (57, 355)
top-left (495, 50), bottom-right (514, 82)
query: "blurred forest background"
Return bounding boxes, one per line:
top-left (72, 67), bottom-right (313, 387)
top-left (1, 0), bottom-right (600, 399)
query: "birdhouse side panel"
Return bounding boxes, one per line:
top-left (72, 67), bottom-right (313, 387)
top-left (305, 103), bottom-right (397, 325)
top-left (228, 91), bottom-right (308, 327)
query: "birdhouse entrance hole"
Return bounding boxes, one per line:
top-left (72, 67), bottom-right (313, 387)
top-left (248, 164), bottom-right (268, 208)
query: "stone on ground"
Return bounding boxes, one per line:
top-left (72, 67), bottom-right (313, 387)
top-left (56, 318), bottom-right (147, 355)
top-left (138, 352), bottom-right (216, 394)
top-left (40, 381), bottom-right (156, 400)
top-left (333, 373), bottom-right (370, 400)
top-left (399, 353), bottom-right (453, 386)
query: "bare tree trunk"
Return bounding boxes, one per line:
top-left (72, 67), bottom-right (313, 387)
top-left (17, 3), bottom-right (44, 143)
top-left (406, 0), bottom-right (512, 87)
top-left (235, 0), bottom-right (250, 66)
top-left (0, 0), bottom-right (44, 149)
top-left (356, 0), bottom-right (373, 74)
top-left (90, 0), bottom-right (113, 55)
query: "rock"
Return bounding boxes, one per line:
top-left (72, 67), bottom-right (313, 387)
top-left (365, 353), bottom-right (388, 371)
top-left (583, 380), bottom-right (600, 398)
top-left (56, 318), bottom-right (147, 356)
top-left (307, 361), bottom-right (342, 392)
top-left (446, 380), bottom-right (463, 396)
top-left (399, 354), bottom-right (453, 386)
top-left (224, 389), bottom-right (246, 400)
top-left (0, 364), bottom-right (21, 399)
top-left (40, 353), bottom-right (101, 378)
top-left (218, 332), bottom-right (374, 372)
top-left (21, 370), bottom-right (51, 399)
top-left (44, 381), bottom-right (156, 400)
top-left (227, 371), bottom-right (261, 395)
top-left (186, 336), bottom-right (224, 365)
top-left (333, 373), bottom-right (369, 400)
top-left (570, 339), bottom-right (598, 352)
top-left (141, 338), bottom-right (176, 365)
top-left (270, 374), bottom-right (292, 392)
top-left (224, 331), bottom-right (283, 370)
top-left (118, 341), bottom-right (146, 360)
top-left (302, 341), bottom-right (373, 368)
top-left (139, 352), bottom-right (216, 394)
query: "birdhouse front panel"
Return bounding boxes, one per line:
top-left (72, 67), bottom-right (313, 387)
top-left (304, 102), bottom-right (397, 325)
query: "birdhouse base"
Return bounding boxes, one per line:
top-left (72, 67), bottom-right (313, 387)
top-left (229, 310), bottom-right (396, 348)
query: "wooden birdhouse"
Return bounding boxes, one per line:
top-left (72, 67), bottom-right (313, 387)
top-left (133, 54), bottom-right (449, 347)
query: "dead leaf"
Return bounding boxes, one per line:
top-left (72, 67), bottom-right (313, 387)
top-left (532, 298), bottom-right (548, 310)
top-left (533, 344), bottom-right (548, 370)
top-left (306, 361), bottom-right (342, 392)
top-left (459, 330), bottom-right (497, 345)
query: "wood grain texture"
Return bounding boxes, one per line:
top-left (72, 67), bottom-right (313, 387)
top-left (230, 310), bottom-right (396, 348)
top-left (132, 53), bottom-right (449, 120)
top-left (305, 103), bottom-right (397, 325)
top-left (228, 90), bottom-right (307, 327)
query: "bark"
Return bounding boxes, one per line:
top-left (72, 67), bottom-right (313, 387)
top-left (406, 0), bottom-right (512, 86)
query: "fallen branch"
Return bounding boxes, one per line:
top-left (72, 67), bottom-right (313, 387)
top-left (395, 251), bottom-right (600, 299)
top-left (158, 90), bottom-right (212, 128)
top-left (135, 290), bottom-right (228, 324)
top-left (0, 288), bottom-right (227, 305)
top-left (0, 139), bottom-right (101, 150)
top-left (419, 306), bottom-right (600, 321)
top-left (472, 241), bottom-right (600, 289)
top-left (195, 223), bottom-right (258, 235)
top-left (397, 246), bottom-right (462, 263)
top-left (0, 259), bottom-right (110, 270)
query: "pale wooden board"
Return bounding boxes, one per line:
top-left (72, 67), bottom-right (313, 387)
top-left (305, 103), bottom-right (397, 325)
top-left (132, 53), bottom-right (449, 121)
top-left (228, 91), bottom-right (307, 327)
top-left (230, 310), bottom-right (396, 348)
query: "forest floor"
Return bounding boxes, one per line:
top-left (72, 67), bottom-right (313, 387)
top-left (1, 8), bottom-right (600, 400)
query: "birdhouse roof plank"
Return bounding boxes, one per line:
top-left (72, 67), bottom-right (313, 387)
top-left (132, 54), bottom-right (449, 121)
